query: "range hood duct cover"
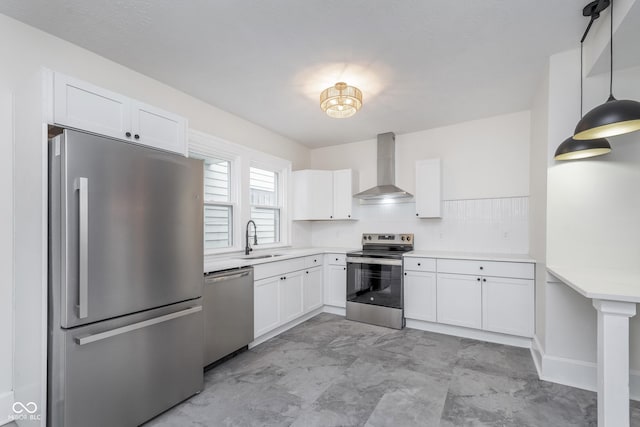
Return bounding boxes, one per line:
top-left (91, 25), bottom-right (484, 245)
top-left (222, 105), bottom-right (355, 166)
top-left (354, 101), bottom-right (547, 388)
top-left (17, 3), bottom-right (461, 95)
top-left (354, 132), bottom-right (413, 200)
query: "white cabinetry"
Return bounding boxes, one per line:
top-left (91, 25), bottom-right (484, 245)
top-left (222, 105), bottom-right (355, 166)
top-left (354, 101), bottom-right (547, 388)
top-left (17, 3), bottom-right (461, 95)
top-left (436, 273), bottom-right (482, 328)
top-left (435, 258), bottom-right (534, 337)
top-left (303, 267), bottom-right (323, 312)
top-left (324, 254), bottom-right (347, 308)
top-left (415, 158), bottom-right (441, 218)
top-left (50, 72), bottom-right (187, 155)
top-left (253, 255), bottom-right (325, 338)
top-left (279, 271), bottom-right (304, 323)
top-left (403, 257), bottom-right (437, 322)
top-left (292, 169), bottom-right (358, 220)
top-left (254, 276), bottom-right (280, 337)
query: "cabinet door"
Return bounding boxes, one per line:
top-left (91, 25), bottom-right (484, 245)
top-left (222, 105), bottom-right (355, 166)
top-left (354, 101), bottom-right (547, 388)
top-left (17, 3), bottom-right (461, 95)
top-left (303, 267), bottom-right (323, 312)
top-left (332, 169), bottom-right (357, 219)
top-left (254, 276), bottom-right (280, 338)
top-left (292, 170), bottom-right (333, 220)
top-left (54, 73), bottom-right (131, 141)
top-left (415, 158), bottom-right (441, 218)
top-left (130, 100), bottom-right (187, 155)
top-left (403, 271), bottom-right (437, 322)
top-left (482, 277), bottom-right (534, 337)
top-left (436, 273), bottom-right (481, 329)
top-left (325, 264), bottom-right (347, 308)
top-left (279, 271), bottom-right (304, 323)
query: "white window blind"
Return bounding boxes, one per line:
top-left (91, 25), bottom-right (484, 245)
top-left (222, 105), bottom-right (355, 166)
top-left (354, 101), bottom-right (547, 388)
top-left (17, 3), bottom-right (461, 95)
top-left (250, 167), bottom-right (280, 244)
top-left (203, 158), bottom-right (233, 249)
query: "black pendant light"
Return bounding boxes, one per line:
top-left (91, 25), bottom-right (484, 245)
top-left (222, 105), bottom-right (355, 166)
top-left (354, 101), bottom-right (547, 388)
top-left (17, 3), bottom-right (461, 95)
top-left (555, 2), bottom-right (611, 161)
top-left (574, 0), bottom-right (640, 140)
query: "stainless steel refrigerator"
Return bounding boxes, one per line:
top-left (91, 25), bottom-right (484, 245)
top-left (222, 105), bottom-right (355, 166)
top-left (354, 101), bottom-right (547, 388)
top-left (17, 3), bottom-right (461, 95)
top-left (48, 129), bottom-right (204, 427)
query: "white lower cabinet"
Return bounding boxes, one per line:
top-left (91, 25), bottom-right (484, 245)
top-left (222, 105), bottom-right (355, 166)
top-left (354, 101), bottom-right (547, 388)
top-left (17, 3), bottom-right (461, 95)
top-left (253, 255), bottom-right (327, 339)
top-left (403, 270), bottom-right (437, 322)
top-left (482, 276), bottom-right (534, 337)
top-left (279, 271), bottom-right (304, 324)
top-left (325, 263), bottom-right (347, 308)
top-left (303, 266), bottom-right (323, 312)
top-left (436, 273), bottom-right (482, 329)
top-left (254, 276), bottom-right (280, 337)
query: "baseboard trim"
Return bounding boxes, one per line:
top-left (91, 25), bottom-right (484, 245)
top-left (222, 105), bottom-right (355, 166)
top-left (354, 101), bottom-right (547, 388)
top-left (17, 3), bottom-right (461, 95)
top-left (531, 334), bottom-right (640, 401)
top-left (405, 318), bottom-right (532, 348)
top-left (322, 305), bottom-right (346, 316)
top-left (249, 307), bottom-right (324, 348)
top-left (0, 390), bottom-right (15, 426)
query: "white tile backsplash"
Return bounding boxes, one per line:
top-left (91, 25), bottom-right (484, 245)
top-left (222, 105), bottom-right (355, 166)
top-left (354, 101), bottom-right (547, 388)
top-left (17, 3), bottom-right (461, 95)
top-left (310, 197), bottom-right (529, 254)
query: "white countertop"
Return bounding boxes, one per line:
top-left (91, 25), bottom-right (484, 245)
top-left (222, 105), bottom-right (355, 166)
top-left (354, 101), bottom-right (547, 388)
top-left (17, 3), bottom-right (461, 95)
top-left (404, 250), bottom-right (535, 263)
top-left (547, 265), bottom-right (640, 303)
top-left (203, 247), bottom-right (355, 273)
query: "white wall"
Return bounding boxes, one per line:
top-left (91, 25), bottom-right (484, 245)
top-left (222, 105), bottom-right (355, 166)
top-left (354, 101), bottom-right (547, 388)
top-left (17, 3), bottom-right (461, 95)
top-left (0, 88), bottom-right (14, 424)
top-left (0, 14), bottom-right (310, 170)
top-left (0, 14), bottom-right (312, 425)
top-left (528, 62), bottom-right (550, 350)
top-left (309, 111), bottom-right (531, 253)
top-left (537, 38), bottom-right (640, 392)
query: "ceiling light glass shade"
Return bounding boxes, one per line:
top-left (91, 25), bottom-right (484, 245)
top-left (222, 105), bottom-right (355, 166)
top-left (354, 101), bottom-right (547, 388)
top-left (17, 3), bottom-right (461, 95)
top-left (554, 135), bottom-right (611, 160)
top-left (573, 95), bottom-right (640, 140)
top-left (320, 82), bottom-right (362, 118)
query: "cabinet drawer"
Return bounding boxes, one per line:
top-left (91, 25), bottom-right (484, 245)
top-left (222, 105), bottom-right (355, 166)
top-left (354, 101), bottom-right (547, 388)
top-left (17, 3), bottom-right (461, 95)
top-left (253, 257), bottom-right (306, 281)
top-left (327, 254), bottom-right (346, 265)
top-left (305, 254), bottom-right (324, 269)
top-left (437, 258), bottom-right (534, 279)
top-left (403, 257), bottom-right (436, 272)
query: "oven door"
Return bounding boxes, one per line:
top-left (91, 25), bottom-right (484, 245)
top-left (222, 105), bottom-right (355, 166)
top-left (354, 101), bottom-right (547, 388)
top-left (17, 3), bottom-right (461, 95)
top-left (346, 257), bottom-right (403, 309)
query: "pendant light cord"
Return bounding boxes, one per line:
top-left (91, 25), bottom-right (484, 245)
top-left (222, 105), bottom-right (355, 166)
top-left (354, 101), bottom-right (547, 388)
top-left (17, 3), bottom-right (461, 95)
top-left (580, 42), bottom-right (584, 117)
top-left (609, 0), bottom-right (614, 97)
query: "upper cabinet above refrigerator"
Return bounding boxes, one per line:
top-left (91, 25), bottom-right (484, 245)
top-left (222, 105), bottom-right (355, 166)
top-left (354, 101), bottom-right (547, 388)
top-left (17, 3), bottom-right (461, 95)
top-left (45, 70), bottom-right (188, 156)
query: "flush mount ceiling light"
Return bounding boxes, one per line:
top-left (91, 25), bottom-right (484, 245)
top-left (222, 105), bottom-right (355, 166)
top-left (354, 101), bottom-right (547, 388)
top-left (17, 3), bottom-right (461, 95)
top-left (320, 82), bottom-right (362, 118)
top-left (555, 1), bottom-right (611, 161)
top-left (574, 0), bottom-right (640, 140)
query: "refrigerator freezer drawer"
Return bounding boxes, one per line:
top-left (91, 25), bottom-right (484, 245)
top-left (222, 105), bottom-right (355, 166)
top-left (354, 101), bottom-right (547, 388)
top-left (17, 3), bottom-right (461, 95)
top-left (48, 300), bottom-right (203, 427)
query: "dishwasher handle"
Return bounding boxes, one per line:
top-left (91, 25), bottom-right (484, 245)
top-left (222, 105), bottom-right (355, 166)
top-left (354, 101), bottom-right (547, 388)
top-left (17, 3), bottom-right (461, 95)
top-left (205, 268), bottom-right (253, 284)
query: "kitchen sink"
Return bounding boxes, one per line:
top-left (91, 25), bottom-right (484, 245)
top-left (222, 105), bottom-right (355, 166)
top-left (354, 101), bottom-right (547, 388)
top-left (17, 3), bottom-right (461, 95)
top-left (238, 254), bottom-right (285, 260)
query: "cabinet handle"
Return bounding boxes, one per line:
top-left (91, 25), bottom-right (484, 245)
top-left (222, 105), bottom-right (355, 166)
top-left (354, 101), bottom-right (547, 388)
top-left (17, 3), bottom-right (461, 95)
top-left (280, 277), bottom-right (283, 280)
top-left (343, 267), bottom-right (346, 271)
top-left (348, 214), bottom-right (351, 218)
top-left (417, 263), bottom-right (421, 266)
top-left (335, 258), bottom-right (339, 261)
top-left (483, 278), bottom-right (486, 282)
top-left (125, 131), bottom-right (131, 137)
top-left (330, 215), bottom-right (333, 219)
top-left (306, 271), bottom-right (309, 274)
top-left (416, 213), bottom-right (419, 216)
top-left (477, 277), bottom-right (481, 281)
top-left (479, 266), bottom-right (484, 270)
top-left (134, 134), bottom-right (140, 140)
top-left (404, 272), bottom-right (407, 276)
top-left (283, 276), bottom-right (286, 280)
top-left (314, 259), bottom-right (317, 263)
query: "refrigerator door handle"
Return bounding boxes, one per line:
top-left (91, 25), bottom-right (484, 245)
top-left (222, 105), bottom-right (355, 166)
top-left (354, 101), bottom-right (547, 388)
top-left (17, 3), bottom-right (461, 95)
top-left (74, 177), bottom-right (89, 319)
top-left (75, 306), bottom-right (202, 346)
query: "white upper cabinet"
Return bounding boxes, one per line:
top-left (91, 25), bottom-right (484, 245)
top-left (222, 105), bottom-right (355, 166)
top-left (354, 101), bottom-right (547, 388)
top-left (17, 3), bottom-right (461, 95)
top-left (292, 170), bottom-right (333, 220)
top-left (415, 158), bottom-right (442, 218)
top-left (50, 71), bottom-right (187, 156)
top-left (292, 169), bottom-right (358, 220)
top-left (130, 101), bottom-right (186, 155)
top-left (332, 169), bottom-right (358, 220)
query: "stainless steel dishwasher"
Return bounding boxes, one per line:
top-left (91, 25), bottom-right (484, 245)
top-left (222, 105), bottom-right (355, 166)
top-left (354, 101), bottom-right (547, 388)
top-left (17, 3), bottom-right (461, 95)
top-left (203, 266), bottom-right (254, 367)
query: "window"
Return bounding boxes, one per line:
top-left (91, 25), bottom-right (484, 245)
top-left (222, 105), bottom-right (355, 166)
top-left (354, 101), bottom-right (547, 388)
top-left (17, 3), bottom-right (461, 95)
top-left (250, 166), bottom-right (280, 244)
top-left (203, 157), bottom-right (233, 250)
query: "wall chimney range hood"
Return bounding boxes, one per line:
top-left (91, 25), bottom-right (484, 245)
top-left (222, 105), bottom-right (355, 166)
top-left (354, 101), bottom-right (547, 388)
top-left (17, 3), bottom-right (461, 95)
top-left (353, 132), bottom-right (413, 200)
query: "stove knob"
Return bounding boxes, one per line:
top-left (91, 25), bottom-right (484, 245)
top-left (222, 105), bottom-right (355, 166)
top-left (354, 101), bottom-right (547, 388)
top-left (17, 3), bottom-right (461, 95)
top-left (407, 236), bottom-right (411, 241)
top-left (368, 235), bottom-right (372, 240)
top-left (401, 236), bottom-right (405, 241)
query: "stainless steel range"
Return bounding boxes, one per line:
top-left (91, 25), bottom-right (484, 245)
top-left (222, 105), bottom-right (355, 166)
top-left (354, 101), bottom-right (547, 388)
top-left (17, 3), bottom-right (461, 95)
top-left (346, 233), bottom-right (414, 329)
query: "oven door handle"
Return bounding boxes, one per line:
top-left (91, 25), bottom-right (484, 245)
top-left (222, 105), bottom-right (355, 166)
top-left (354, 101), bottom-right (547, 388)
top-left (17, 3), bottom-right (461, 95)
top-left (346, 257), bottom-right (402, 266)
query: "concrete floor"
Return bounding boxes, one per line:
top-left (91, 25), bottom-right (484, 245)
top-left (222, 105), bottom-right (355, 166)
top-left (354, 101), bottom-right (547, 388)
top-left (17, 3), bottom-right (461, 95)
top-left (146, 313), bottom-right (639, 426)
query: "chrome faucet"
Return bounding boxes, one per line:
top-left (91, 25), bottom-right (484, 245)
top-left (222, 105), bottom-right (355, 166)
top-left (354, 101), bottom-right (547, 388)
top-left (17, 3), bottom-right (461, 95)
top-left (245, 220), bottom-right (257, 255)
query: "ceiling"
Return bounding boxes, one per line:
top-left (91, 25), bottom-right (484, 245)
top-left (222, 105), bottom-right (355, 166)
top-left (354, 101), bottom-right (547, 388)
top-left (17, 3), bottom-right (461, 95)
top-left (0, 1), bottom-right (597, 147)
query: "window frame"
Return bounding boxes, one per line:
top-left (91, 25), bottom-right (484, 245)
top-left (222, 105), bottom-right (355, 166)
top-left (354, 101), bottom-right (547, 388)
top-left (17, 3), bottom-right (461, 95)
top-left (189, 130), bottom-right (291, 256)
